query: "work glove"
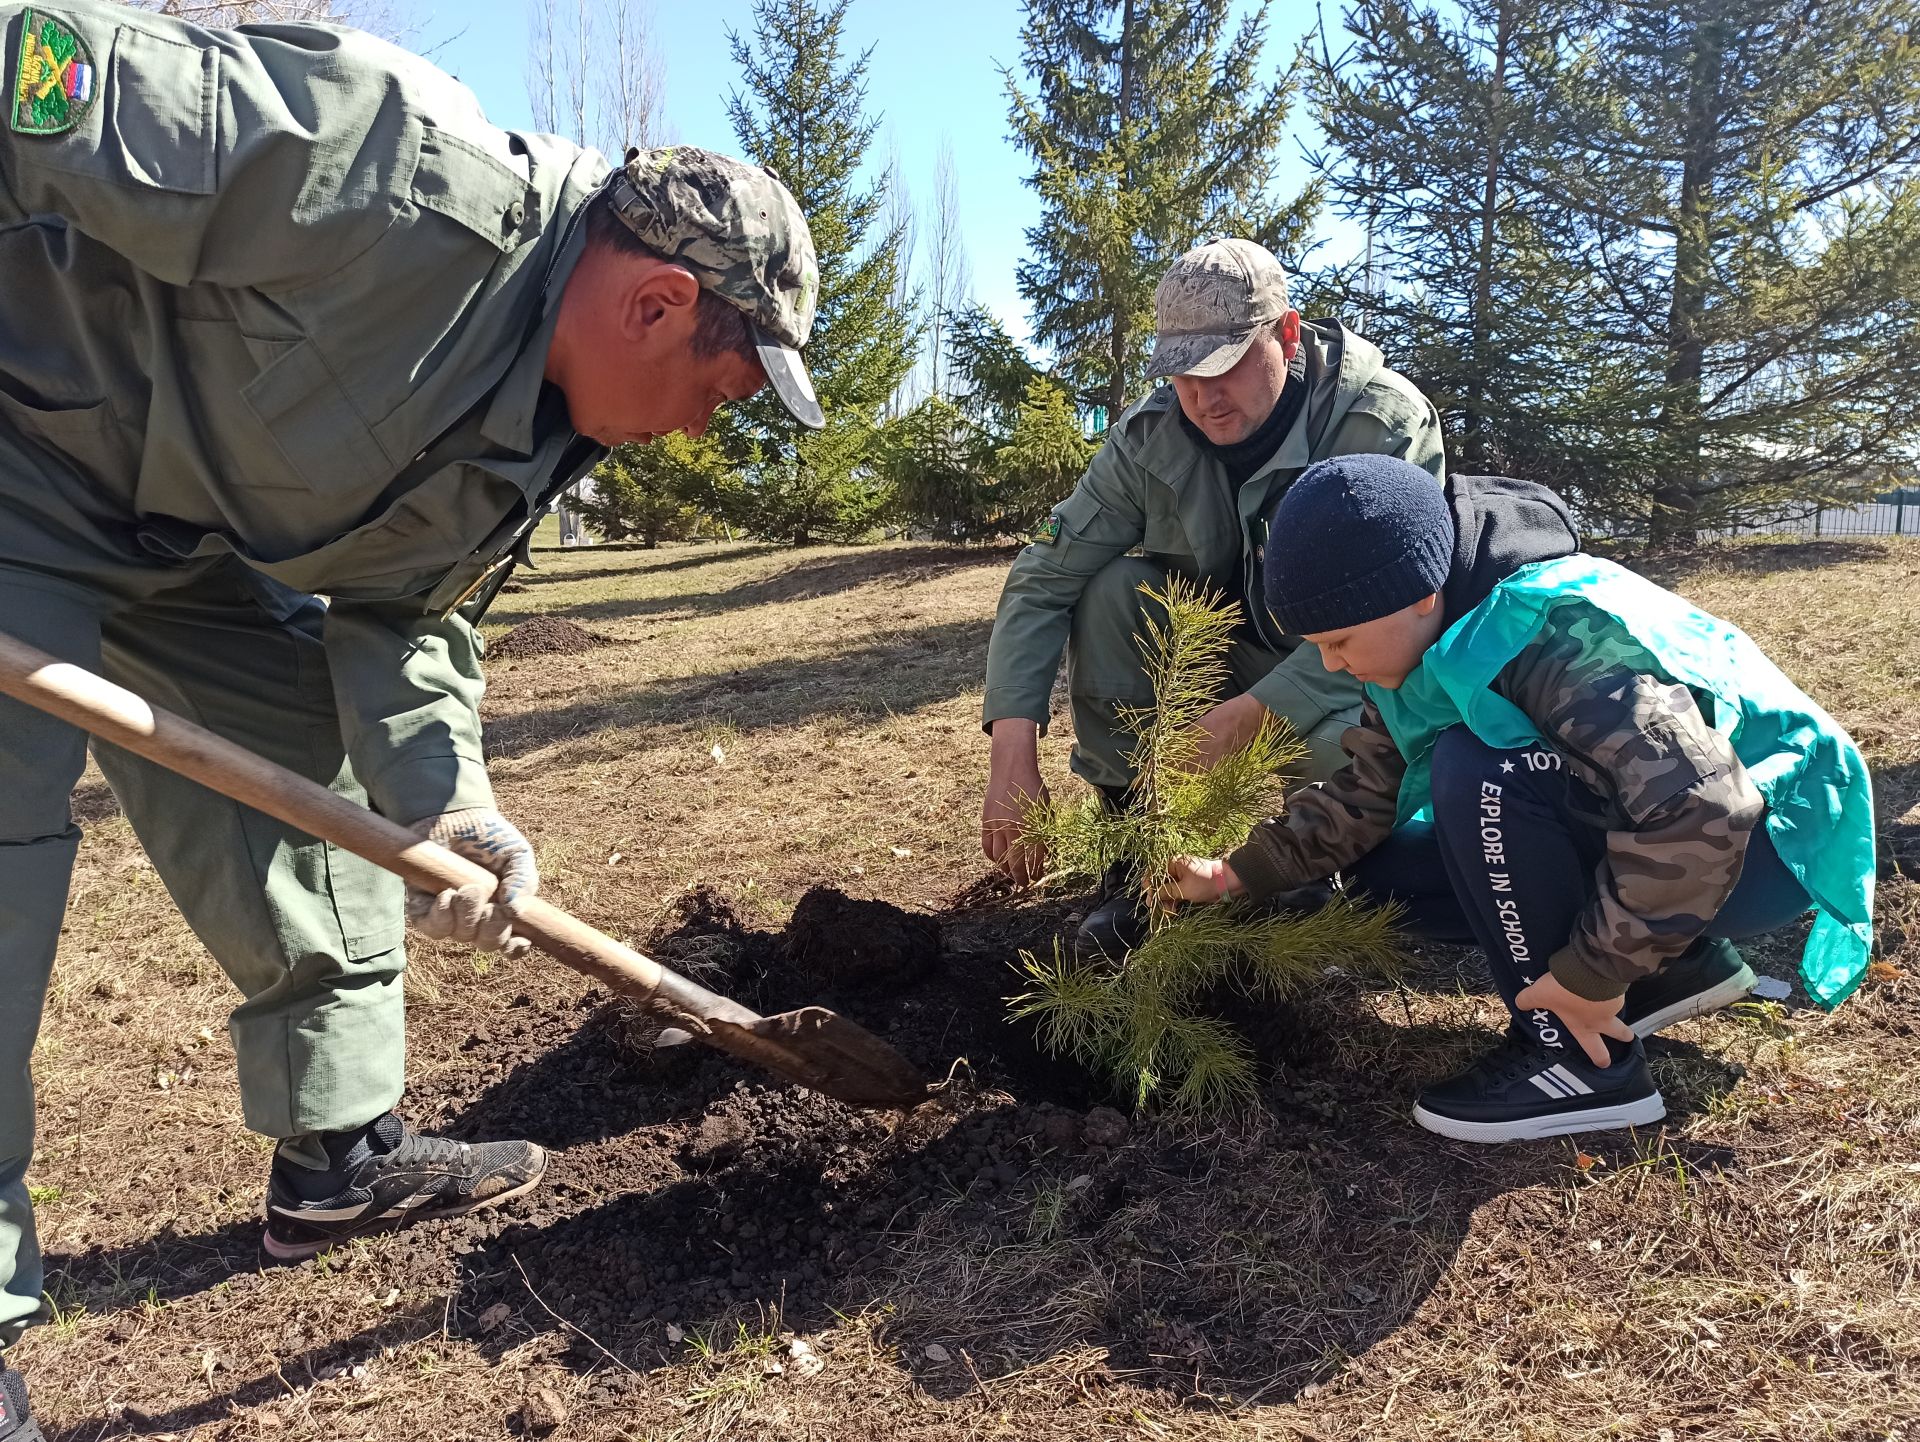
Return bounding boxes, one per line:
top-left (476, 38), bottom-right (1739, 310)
top-left (405, 808), bottom-right (539, 955)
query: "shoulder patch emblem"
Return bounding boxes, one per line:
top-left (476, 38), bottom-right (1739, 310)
top-left (1032, 516), bottom-right (1062, 546)
top-left (11, 9), bottom-right (96, 137)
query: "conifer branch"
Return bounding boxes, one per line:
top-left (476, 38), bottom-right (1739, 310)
top-left (1009, 580), bottom-right (1404, 1114)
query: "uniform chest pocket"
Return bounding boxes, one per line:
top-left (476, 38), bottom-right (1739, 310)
top-left (411, 125), bottom-right (538, 251)
top-left (241, 340), bottom-right (393, 496)
top-left (1142, 485), bottom-right (1201, 576)
top-left (109, 26), bottom-right (218, 195)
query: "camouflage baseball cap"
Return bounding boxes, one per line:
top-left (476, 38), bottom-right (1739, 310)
top-left (609, 145), bottom-right (824, 428)
top-left (1144, 238), bottom-right (1292, 379)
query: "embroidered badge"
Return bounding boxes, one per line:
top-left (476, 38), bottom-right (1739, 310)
top-left (1033, 516), bottom-right (1062, 546)
top-left (11, 9), bottom-right (96, 137)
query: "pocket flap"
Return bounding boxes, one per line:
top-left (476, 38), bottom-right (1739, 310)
top-left (242, 340), bottom-right (393, 496)
top-left (109, 25), bottom-right (217, 194)
top-left (411, 124), bottom-right (536, 251)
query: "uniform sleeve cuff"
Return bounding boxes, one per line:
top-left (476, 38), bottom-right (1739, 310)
top-left (1225, 828), bottom-right (1305, 903)
top-left (1547, 944), bottom-right (1630, 1002)
top-left (364, 754), bottom-right (496, 826)
top-left (1245, 670), bottom-right (1321, 734)
top-left (981, 687), bottom-right (1051, 737)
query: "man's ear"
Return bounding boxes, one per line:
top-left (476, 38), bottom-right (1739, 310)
top-left (1415, 592), bottom-right (1441, 616)
top-left (619, 263), bottom-right (702, 342)
top-left (1278, 310), bottom-right (1302, 354)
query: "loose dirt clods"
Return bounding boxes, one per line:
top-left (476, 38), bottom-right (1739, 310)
top-left (24, 537), bottom-right (1920, 1441)
top-left (785, 885), bottom-right (941, 988)
top-left (488, 615), bottom-right (612, 658)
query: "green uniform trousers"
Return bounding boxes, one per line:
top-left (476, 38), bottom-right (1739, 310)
top-left (0, 566), bottom-right (408, 1351)
top-left (1065, 557), bottom-right (1362, 795)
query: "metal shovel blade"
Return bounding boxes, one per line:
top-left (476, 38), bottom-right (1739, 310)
top-left (705, 1007), bottom-right (936, 1108)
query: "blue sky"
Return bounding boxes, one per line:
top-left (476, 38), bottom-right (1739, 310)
top-left (423, 0), bottom-right (1353, 353)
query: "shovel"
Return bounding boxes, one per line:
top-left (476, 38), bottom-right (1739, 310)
top-left (0, 630), bottom-right (935, 1109)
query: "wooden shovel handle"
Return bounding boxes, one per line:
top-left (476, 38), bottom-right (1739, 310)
top-left (0, 628), bottom-right (763, 1033)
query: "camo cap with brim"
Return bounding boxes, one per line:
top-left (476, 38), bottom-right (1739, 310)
top-left (609, 145), bottom-right (824, 429)
top-left (1144, 237), bottom-right (1292, 380)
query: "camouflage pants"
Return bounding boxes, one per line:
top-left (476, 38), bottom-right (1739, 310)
top-left (1348, 726), bottom-right (1810, 1048)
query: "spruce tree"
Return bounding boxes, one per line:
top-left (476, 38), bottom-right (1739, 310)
top-left (716, 0), bottom-right (921, 545)
top-left (992, 378), bottom-right (1097, 537)
top-left (1005, 0), bottom-right (1318, 420)
top-left (575, 436), bottom-right (729, 548)
top-left (945, 304), bottom-right (1051, 440)
top-left (1306, 0), bottom-right (1642, 491)
top-left (1541, 0), bottom-right (1920, 544)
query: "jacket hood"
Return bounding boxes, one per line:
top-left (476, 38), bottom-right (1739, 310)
top-left (1440, 473), bottom-right (1582, 621)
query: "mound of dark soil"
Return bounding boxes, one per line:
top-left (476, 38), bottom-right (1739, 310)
top-left (372, 883), bottom-right (1533, 1398)
top-left (785, 885), bottom-right (940, 988)
top-left (489, 616), bottom-right (611, 658)
top-left (449, 1076), bottom-right (1119, 1360)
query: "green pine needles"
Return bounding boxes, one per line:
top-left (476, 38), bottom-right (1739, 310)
top-left (1009, 577), bottom-right (1403, 1114)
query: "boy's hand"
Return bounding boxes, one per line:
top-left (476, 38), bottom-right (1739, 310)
top-left (1513, 973), bottom-right (1635, 1068)
top-left (1161, 856), bottom-right (1244, 905)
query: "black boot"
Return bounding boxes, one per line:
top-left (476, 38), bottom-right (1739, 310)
top-left (263, 1112), bottom-right (545, 1263)
top-left (1073, 861), bottom-right (1149, 964)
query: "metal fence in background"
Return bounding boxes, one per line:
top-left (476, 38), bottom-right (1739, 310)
top-left (1703, 489), bottom-right (1920, 540)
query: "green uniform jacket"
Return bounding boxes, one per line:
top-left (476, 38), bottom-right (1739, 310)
top-left (980, 320), bottom-right (1446, 741)
top-left (0, 0), bottom-right (608, 822)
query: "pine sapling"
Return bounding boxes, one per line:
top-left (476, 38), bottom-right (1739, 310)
top-left (1010, 577), bottom-right (1402, 1113)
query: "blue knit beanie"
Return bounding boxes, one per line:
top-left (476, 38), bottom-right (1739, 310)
top-left (1262, 454), bottom-right (1454, 634)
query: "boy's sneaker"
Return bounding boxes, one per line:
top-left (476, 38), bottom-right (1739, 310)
top-left (1621, 937), bottom-right (1757, 1038)
top-left (262, 1112), bottom-right (545, 1263)
top-left (1412, 1028), bottom-right (1666, 1143)
top-left (1, 1363), bottom-right (45, 1442)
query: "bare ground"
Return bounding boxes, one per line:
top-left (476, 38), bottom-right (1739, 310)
top-left (16, 534), bottom-right (1920, 1442)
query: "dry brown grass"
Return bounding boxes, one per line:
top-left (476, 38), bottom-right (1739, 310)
top-left (14, 533), bottom-right (1920, 1441)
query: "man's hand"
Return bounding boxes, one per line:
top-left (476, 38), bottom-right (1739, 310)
top-left (1192, 692), bottom-right (1271, 771)
top-left (983, 718), bottom-right (1051, 885)
top-left (406, 808), bottom-right (539, 955)
top-left (1514, 972), bottom-right (1636, 1069)
top-left (1160, 855), bottom-right (1244, 906)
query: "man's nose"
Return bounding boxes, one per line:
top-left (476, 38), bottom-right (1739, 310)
top-left (1321, 648), bottom-right (1341, 672)
top-left (683, 404), bottom-right (717, 440)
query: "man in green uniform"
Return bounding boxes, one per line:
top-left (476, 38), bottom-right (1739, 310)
top-left (0, 0), bottom-right (823, 1412)
top-left (978, 238), bottom-right (1444, 953)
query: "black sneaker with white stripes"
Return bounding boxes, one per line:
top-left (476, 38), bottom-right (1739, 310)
top-left (262, 1112), bottom-right (546, 1263)
top-left (0, 1363), bottom-right (45, 1442)
top-left (1621, 936), bottom-right (1757, 1038)
top-left (1412, 1028), bottom-right (1666, 1143)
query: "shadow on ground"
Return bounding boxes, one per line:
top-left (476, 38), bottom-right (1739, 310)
top-left (486, 544), bottom-right (1015, 629)
top-left (38, 896), bottom-right (1778, 1438)
top-left (1631, 538), bottom-right (1895, 584)
top-left (482, 616), bottom-right (992, 759)
top-left (1876, 761), bottom-right (1920, 876)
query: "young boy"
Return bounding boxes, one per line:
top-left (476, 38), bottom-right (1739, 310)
top-left (1166, 454), bottom-right (1875, 1142)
